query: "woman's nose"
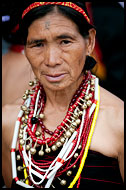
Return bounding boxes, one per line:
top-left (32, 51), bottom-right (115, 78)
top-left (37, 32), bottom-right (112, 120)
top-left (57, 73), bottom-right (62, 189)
top-left (45, 45), bottom-right (61, 67)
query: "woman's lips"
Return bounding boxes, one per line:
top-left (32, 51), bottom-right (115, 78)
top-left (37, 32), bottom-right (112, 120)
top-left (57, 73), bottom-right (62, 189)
top-left (44, 73), bottom-right (66, 82)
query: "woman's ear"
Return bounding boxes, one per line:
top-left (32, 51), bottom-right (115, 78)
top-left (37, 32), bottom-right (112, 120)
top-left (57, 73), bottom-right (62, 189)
top-left (86, 28), bottom-right (96, 55)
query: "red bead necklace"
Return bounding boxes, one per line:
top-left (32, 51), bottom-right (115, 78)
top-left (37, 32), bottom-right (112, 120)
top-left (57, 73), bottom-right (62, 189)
top-left (26, 72), bottom-right (92, 147)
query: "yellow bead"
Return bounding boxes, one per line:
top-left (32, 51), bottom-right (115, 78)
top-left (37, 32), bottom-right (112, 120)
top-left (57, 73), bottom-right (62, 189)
top-left (25, 115), bottom-right (29, 120)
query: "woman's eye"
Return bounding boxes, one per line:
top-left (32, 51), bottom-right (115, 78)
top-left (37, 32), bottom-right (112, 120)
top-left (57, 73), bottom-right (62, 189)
top-left (61, 40), bottom-right (71, 45)
top-left (34, 43), bottom-right (44, 47)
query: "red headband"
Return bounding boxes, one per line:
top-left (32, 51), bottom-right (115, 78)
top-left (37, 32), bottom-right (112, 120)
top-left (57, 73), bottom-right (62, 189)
top-left (22, 2), bottom-right (90, 23)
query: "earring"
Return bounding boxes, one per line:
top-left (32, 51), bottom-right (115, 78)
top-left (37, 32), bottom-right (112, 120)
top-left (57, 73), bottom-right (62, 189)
top-left (84, 55), bottom-right (97, 70)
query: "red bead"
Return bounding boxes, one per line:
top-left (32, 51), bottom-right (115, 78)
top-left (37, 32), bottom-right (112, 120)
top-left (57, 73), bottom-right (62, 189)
top-left (67, 112), bottom-right (71, 116)
top-left (54, 137), bottom-right (58, 142)
top-left (28, 130), bottom-right (33, 136)
top-left (45, 129), bottom-right (49, 133)
top-left (57, 123), bottom-right (62, 130)
top-left (54, 133), bottom-right (58, 138)
top-left (41, 125), bottom-right (46, 129)
top-left (74, 102), bottom-right (78, 106)
top-left (43, 140), bottom-right (46, 144)
top-left (27, 128), bottom-right (30, 132)
top-left (46, 138), bottom-right (51, 143)
top-left (37, 139), bottom-right (43, 145)
top-left (29, 114), bottom-right (33, 118)
top-left (49, 131), bottom-right (54, 135)
top-left (33, 137), bottom-right (37, 142)
top-left (66, 115), bottom-right (70, 119)
top-left (60, 122), bottom-right (64, 127)
top-left (63, 118), bottom-right (67, 123)
top-left (39, 121), bottom-right (43, 126)
top-left (32, 97), bottom-right (36, 102)
top-left (28, 118), bottom-right (31, 123)
top-left (68, 107), bottom-right (73, 112)
top-left (28, 123), bottom-right (32, 128)
top-left (50, 137), bottom-right (55, 141)
top-left (54, 129), bottom-right (59, 134)
top-left (80, 94), bottom-right (84, 98)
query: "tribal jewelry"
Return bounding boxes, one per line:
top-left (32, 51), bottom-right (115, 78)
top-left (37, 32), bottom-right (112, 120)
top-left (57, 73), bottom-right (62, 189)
top-left (11, 71), bottom-right (99, 188)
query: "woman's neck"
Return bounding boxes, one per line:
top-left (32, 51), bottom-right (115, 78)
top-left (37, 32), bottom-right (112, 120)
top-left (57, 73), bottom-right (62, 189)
top-left (43, 75), bottom-right (84, 111)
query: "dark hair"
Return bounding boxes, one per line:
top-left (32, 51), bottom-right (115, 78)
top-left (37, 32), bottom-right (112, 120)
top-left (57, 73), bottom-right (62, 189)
top-left (20, 2), bottom-right (94, 42)
top-left (19, 2), bottom-right (96, 70)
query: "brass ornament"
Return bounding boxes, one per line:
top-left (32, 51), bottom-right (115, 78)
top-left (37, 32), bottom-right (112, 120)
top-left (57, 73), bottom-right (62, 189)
top-left (60, 179), bottom-right (67, 186)
top-left (38, 150), bottom-right (44, 156)
top-left (67, 170), bottom-right (72, 176)
top-left (30, 147), bottom-right (37, 155)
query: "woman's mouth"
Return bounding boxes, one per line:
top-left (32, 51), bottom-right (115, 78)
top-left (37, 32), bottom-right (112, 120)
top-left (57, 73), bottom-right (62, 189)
top-left (44, 73), bottom-right (66, 82)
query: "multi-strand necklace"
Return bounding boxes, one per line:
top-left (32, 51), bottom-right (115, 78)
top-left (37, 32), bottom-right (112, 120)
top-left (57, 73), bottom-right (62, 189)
top-left (11, 71), bottom-right (100, 188)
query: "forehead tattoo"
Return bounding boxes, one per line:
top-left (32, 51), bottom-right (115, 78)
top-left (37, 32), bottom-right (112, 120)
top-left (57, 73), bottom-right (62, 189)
top-left (45, 21), bottom-right (50, 30)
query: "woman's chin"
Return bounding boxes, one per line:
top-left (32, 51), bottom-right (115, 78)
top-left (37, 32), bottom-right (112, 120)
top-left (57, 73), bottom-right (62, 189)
top-left (40, 79), bottom-right (72, 92)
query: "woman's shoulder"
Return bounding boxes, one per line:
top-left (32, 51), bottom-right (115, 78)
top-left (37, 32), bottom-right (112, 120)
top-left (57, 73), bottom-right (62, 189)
top-left (100, 86), bottom-right (124, 108)
top-left (99, 86), bottom-right (124, 140)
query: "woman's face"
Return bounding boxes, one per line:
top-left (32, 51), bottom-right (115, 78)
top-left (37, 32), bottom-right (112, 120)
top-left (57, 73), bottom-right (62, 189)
top-left (25, 11), bottom-right (91, 91)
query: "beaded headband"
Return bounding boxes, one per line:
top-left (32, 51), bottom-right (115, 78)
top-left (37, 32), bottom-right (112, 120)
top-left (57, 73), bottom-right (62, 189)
top-left (22, 2), bottom-right (90, 24)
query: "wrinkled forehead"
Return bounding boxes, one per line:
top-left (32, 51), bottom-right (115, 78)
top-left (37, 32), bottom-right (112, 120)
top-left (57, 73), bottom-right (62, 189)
top-left (27, 11), bottom-right (79, 36)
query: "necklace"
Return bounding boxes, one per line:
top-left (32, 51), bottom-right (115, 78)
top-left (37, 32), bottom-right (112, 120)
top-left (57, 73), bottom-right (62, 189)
top-left (11, 71), bottom-right (99, 188)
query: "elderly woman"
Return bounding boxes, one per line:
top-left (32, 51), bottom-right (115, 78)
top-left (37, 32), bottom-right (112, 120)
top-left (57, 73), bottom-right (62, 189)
top-left (2, 2), bottom-right (124, 188)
